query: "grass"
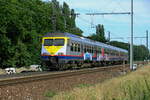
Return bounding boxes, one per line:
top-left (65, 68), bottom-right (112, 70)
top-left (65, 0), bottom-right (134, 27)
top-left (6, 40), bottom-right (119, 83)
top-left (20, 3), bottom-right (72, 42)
top-left (0, 69), bottom-right (5, 74)
top-left (51, 64), bottom-right (150, 100)
top-left (44, 90), bottom-right (57, 98)
top-left (75, 83), bottom-right (94, 88)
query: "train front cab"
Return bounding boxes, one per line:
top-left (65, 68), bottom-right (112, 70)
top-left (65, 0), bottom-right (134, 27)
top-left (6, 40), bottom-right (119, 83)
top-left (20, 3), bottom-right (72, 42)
top-left (41, 37), bottom-right (69, 68)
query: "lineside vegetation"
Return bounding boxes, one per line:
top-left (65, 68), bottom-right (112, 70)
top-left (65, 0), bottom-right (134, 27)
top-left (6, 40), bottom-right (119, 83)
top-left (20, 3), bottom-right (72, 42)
top-left (0, 0), bottom-right (82, 68)
top-left (52, 64), bottom-right (150, 100)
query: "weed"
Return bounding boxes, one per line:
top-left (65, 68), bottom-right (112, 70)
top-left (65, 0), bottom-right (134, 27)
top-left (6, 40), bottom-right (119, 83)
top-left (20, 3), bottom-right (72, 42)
top-left (75, 83), bottom-right (93, 88)
top-left (44, 90), bottom-right (57, 98)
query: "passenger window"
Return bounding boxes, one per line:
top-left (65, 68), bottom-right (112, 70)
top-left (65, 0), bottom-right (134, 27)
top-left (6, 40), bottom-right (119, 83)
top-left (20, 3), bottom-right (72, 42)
top-left (74, 44), bottom-right (77, 52)
top-left (78, 44), bottom-right (80, 52)
top-left (85, 45), bottom-right (87, 53)
top-left (73, 43), bottom-right (76, 52)
top-left (71, 43), bottom-right (74, 51)
top-left (87, 46), bottom-right (89, 52)
top-left (84, 45), bottom-right (86, 53)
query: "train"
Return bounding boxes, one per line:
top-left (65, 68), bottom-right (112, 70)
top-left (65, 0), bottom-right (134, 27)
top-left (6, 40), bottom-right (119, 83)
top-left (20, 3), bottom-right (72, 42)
top-left (41, 32), bottom-right (128, 70)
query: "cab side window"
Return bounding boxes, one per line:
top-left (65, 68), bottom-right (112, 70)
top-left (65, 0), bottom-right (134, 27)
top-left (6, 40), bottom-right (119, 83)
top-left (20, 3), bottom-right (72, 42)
top-left (67, 39), bottom-right (70, 46)
top-left (78, 44), bottom-right (81, 52)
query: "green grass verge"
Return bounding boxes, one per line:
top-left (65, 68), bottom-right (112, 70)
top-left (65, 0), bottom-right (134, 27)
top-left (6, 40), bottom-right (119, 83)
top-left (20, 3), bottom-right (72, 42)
top-left (51, 64), bottom-right (150, 100)
top-left (75, 83), bottom-right (94, 88)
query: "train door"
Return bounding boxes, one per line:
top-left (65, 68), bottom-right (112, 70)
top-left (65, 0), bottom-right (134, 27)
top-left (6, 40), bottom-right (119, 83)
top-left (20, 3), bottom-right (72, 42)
top-left (96, 47), bottom-right (102, 61)
top-left (93, 46), bottom-right (97, 61)
top-left (83, 44), bottom-right (92, 61)
top-left (105, 49), bottom-right (109, 61)
top-left (101, 48), bottom-right (105, 60)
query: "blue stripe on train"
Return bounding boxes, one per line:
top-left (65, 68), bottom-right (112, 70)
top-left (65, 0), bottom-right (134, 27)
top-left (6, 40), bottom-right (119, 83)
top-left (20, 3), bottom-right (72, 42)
top-left (58, 56), bottom-right (84, 59)
top-left (41, 55), bottom-right (97, 60)
top-left (41, 56), bottom-right (125, 61)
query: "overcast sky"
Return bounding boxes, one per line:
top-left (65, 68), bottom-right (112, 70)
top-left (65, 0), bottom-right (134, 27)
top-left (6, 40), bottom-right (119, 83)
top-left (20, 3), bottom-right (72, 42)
top-left (46, 0), bottom-right (150, 48)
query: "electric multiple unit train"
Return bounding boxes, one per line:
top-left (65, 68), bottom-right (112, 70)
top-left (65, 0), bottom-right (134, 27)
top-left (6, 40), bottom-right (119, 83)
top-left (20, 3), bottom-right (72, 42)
top-left (41, 33), bottom-right (128, 70)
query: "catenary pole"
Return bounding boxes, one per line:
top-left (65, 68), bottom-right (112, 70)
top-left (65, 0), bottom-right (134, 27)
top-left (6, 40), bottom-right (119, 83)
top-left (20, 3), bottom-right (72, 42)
top-left (108, 31), bottom-right (110, 42)
top-left (146, 30), bottom-right (148, 49)
top-left (130, 0), bottom-right (134, 69)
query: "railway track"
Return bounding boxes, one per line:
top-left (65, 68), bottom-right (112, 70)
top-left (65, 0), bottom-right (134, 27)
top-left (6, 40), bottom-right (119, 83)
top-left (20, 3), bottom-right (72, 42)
top-left (0, 62), bottom-right (148, 100)
top-left (0, 64), bottom-right (129, 86)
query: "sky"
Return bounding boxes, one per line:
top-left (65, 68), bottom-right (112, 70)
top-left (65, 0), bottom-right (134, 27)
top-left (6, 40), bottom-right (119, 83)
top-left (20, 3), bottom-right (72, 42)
top-left (46, 0), bottom-right (150, 48)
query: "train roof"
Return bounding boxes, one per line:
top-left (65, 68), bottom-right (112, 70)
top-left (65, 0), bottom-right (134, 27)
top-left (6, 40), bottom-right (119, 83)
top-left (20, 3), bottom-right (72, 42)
top-left (43, 32), bottom-right (128, 53)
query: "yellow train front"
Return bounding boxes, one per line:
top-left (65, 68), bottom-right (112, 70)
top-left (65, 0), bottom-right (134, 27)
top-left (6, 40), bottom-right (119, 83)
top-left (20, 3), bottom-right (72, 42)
top-left (41, 33), bottom-right (69, 69)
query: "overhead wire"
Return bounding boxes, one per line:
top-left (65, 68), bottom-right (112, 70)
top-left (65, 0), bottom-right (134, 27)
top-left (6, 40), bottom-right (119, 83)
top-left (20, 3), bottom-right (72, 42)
top-left (77, 16), bottom-right (92, 26)
top-left (1, 0), bottom-right (135, 41)
top-left (77, 16), bottom-right (96, 35)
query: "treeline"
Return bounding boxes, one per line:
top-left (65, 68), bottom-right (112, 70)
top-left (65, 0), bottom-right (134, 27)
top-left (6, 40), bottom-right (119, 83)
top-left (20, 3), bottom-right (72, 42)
top-left (0, 0), bottom-right (82, 68)
top-left (110, 41), bottom-right (150, 61)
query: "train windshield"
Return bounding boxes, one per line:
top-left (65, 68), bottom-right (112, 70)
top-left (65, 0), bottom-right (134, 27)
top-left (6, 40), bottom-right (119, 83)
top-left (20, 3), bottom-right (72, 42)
top-left (44, 39), bottom-right (53, 46)
top-left (54, 39), bottom-right (64, 46)
top-left (44, 39), bottom-right (64, 46)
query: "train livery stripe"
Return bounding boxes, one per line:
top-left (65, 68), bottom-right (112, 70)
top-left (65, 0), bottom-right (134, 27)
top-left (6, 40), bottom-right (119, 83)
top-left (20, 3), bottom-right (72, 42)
top-left (41, 55), bottom-right (83, 60)
top-left (58, 56), bottom-right (84, 59)
top-left (41, 54), bottom-right (83, 57)
top-left (41, 55), bottom-right (97, 60)
top-left (41, 55), bottom-right (126, 61)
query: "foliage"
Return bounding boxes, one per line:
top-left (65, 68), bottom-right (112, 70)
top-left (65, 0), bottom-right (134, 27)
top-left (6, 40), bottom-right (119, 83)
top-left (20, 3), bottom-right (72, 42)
top-left (0, 0), bottom-right (82, 68)
top-left (75, 84), bottom-right (93, 88)
top-left (101, 65), bottom-right (150, 100)
top-left (110, 41), bottom-right (149, 61)
top-left (109, 41), bottom-right (129, 50)
top-left (133, 45), bottom-right (149, 61)
top-left (88, 24), bottom-right (107, 43)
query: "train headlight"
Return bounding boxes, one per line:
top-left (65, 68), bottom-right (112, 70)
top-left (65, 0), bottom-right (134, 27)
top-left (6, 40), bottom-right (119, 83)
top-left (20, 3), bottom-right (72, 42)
top-left (51, 52), bottom-right (55, 55)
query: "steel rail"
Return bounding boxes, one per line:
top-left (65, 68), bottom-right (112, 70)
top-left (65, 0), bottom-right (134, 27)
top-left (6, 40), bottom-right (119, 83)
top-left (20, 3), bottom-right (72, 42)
top-left (0, 65), bottom-right (129, 86)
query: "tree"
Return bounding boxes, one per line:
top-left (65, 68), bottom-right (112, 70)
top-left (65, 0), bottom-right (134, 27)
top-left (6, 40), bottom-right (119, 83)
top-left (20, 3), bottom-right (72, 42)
top-left (0, 0), bottom-right (83, 68)
top-left (62, 2), bottom-right (71, 30)
top-left (110, 41), bottom-right (149, 61)
top-left (109, 41), bottom-right (129, 50)
top-left (62, 2), bottom-right (82, 36)
top-left (88, 24), bottom-right (107, 43)
top-left (133, 45), bottom-right (149, 61)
